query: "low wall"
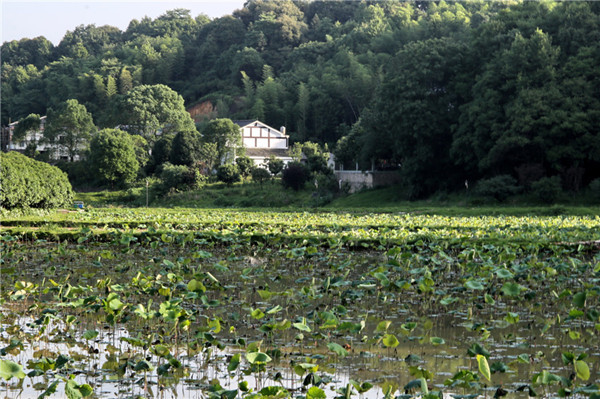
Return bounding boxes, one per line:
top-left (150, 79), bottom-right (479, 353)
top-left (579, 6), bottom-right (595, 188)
top-left (334, 170), bottom-right (400, 193)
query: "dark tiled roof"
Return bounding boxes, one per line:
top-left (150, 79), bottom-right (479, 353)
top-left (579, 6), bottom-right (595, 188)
top-left (232, 119), bottom-right (258, 127)
top-left (244, 148), bottom-right (291, 159)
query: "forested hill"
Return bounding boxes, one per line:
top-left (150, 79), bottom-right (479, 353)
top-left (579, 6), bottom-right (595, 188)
top-left (3, 1), bottom-right (600, 197)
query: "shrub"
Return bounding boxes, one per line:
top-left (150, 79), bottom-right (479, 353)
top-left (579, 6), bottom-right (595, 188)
top-left (236, 156), bottom-right (254, 179)
top-left (160, 163), bottom-right (199, 193)
top-left (88, 129), bottom-right (139, 187)
top-left (216, 164), bottom-right (241, 185)
top-left (589, 178), bottom-right (600, 199)
top-left (531, 176), bottom-right (562, 204)
top-left (515, 163), bottom-right (544, 191)
top-left (170, 130), bottom-right (202, 166)
top-left (266, 156), bottom-right (284, 176)
top-left (251, 167), bottom-right (271, 185)
top-left (282, 162), bottom-right (308, 191)
top-left (0, 152), bottom-right (73, 209)
top-left (475, 175), bottom-right (519, 202)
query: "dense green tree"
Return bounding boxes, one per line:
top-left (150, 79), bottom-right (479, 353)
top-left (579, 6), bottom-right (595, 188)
top-left (1, 37), bottom-right (54, 68)
top-left (159, 162), bottom-right (199, 193)
top-left (130, 134), bottom-right (150, 171)
top-left (45, 99), bottom-right (96, 161)
top-left (216, 163), bottom-right (241, 185)
top-left (124, 84), bottom-right (196, 142)
top-left (148, 134), bottom-right (175, 173)
top-left (201, 118), bottom-right (243, 163)
top-left (88, 129), bottom-right (139, 186)
top-left (452, 29), bottom-right (563, 177)
top-left (56, 24), bottom-right (122, 58)
top-left (198, 142), bottom-right (220, 173)
top-left (281, 161), bottom-right (308, 191)
top-left (3, 1), bottom-right (600, 192)
top-left (361, 37), bottom-right (469, 197)
top-left (251, 166), bottom-right (272, 185)
top-left (170, 130), bottom-right (203, 166)
top-left (0, 152), bottom-right (73, 209)
top-left (235, 155), bottom-right (254, 179)
top-left (266, 155), bottom-right (284, 176)
top-left (12, 113), bottom-right (42, 143)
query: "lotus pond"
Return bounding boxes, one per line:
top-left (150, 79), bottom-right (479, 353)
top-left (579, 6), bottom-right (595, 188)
top-left (1, 208), bottom-right (599, 399)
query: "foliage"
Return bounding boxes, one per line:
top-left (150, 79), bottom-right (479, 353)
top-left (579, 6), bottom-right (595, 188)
top-left (148, 134), bottom-right (175, 173)
top-left (201, 118), bottom-right (243, 163)
top-left (0, 152), bottom-right (73, 209)
top-left (266, 155), bottom-right (284, 176)
top-left (282, 161), bottom-right (308, 191)
top-left (2, 1), bottom-right (600, 196)
top-left (251, 166), bottom-right (271, 185)
top-left (235, 156), bottom-right (254, 179)
top-left (531, 176), bottom-right (562, 204)
top-left (159, 162), bottom-right (200, 193)
top-left (88, 128), bottom-right (139, 187)
top-left (12, 113), bottom-right (41, 143)
top-left (198, 142), bottom-right (219, 173)
top-left (124, 84), bottom-right (196, 142)
top-left (1, 207), bottom-right (600, 398)
top-left (170, 130), bottom-right (203, 166)
top-left (216, 163), bottom-right (241, 185)
top-left (589, 178), bottom-right (600, 199)
top-left (474, 175), bottom-right (520, 202)
top-left (44, 99), bottom-right (96, 161)
top-left (129, 134), bottom-right (150, 171)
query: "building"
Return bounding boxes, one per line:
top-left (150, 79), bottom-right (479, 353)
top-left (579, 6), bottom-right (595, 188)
top-left (1, 116), bottom-right (82, 161)
top-left (233, 120), bottom-right (293, 166)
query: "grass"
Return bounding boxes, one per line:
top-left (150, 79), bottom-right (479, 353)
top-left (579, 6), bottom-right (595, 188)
top-left (74, 180), bottom-right (317, 209)
top-left (71, 181), bottom-right (600, 216)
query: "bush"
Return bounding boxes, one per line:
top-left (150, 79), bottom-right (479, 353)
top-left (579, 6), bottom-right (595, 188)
top-left (475, 175), bottom-right (519, 202)
top-left (0, 152), bottom-right (73, 209)
top-left (55, 160), bottom-right (93, 188)
top-left (251, 167), bottom-right (271, 185)
top-left (236, 156), bottom-right (254, 179)
top-left (589, 178), bottom-right (600, 199)
top-left (88, 129), bottom-right (139, 187)
top-left (160, 163), bottom-right (200, 193)
top-left (266, 156), bottom-right (284, 176)
top-left (216, 164), bottom-right (241, 185)
top-left (282, 162), bottom-right (308, 191)
top-left (531, 176), bottom-right (562, 204)
top-left (170, 130), bottom-right (202, 166)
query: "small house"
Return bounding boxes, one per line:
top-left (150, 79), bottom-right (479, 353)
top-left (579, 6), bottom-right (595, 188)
top-left (233, 120), bottom-right (293, 166)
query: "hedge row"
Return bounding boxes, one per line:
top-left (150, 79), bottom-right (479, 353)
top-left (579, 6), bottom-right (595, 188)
top-left (0, 152), bottom-right (73, 209)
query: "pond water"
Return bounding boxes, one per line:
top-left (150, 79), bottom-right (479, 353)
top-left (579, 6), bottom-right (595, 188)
top-left (0, 238), bottom-right (599, 398)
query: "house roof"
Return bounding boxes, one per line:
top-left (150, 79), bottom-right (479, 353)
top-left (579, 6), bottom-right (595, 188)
top-left (233, 120), bottom-right (288, 137)
top-left (233, 119), bottom-right (258, 128)
top-left (244, 148), bottom-right (292, 159)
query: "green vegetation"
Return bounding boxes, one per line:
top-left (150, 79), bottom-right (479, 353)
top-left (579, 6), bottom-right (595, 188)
top-left (45, 99), bottom-right (95, 162)
top-left (0, 207), bottom-right (599, 398)
top-left (88, 128), bottom-right (139, 187)
top-left (0, 152), bottom-right (73, 209)
top-left (2, 1), bottom-right (600, 199)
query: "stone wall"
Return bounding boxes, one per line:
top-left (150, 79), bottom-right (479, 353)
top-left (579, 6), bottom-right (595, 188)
top-left (334, 170), bottom-right (400, 193)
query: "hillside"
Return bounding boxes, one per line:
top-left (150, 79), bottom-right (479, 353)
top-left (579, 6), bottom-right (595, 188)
top-left (3, 1), bottom-right (600, 198)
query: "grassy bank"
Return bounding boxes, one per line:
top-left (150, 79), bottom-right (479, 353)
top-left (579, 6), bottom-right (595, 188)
top-left (72, 182), bottom-right (600, 216)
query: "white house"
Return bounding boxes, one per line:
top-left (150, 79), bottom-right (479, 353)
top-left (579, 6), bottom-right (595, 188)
top-left (2, 116), bottom-right (86, 161)
top-left (233, 120), bottom-right (293, 166)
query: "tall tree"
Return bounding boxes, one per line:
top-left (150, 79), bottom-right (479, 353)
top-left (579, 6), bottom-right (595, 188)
top-left (201, 118), bottom-right (243, 163)
top-left (124, 84), bottom-right (196, 142)
top-left (361, 37), bottom-right (470, 198)
top-left (88, 128), bottom-right (139, 187)
top-left (170, 130), bottom-right (203, 166)
top-left (12, 114), bottom-right (42, 143)
top-left (44, 99), bottom-right (96, 161)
